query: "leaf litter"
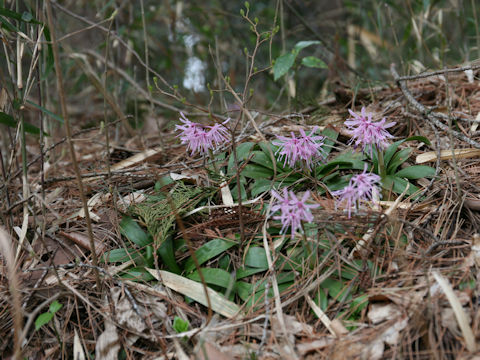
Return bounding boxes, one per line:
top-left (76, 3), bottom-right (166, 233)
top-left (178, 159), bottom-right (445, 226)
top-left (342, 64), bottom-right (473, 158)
top-left (3, 69), bottom-right (480, 359)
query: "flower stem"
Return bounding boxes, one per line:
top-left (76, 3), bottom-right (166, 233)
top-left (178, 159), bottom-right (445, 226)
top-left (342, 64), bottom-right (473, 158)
top-left (208, 149), bottom-right (219, 173)
top-left (376, 148), bottom-right (388, 199)
top-left (377, 148), bottom-right (386, 180)
top-left (301, 222), bottom-right (314, 268)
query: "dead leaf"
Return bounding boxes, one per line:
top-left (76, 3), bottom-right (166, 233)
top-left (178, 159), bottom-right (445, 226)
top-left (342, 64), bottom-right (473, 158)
top-left (196, 341), bottom-right (231, 360)
top-left (95, 320), bottom-right (120, 360)
top-left (59, 231), bottom-right (105, 255)
top-left (73, 329), bottom-right (86, 360)
top-left (297, 338), bottom-right (334, 356)
top-left (146, 269), bottom-right (242, 319)
top-left (416, 148), bottom-right (480, 164)
top-left (368, 303), bottom-right (402, 324)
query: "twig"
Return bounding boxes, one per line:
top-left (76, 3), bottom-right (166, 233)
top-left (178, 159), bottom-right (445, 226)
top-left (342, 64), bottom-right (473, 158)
top-left (425, 240), bottom-right (467, 256)
top-left (390, 63), bottom-right (480, 149)
top-left (395, 62), bottom-right (480, 82)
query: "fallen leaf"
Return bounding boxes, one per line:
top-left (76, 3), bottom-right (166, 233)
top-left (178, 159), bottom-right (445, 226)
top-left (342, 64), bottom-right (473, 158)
top-left (95, 320), bottom-right (120, 360)
top-left (368, 303), bottom-right (402, 324)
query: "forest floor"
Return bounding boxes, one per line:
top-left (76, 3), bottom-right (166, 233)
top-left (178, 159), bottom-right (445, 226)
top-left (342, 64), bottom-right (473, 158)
top-left (3, 65), bottom-right (480, 360)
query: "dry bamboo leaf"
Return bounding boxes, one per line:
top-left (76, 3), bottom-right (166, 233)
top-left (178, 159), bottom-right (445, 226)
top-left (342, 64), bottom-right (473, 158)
top-left (116, 190), bottom-right (146, 212)
top-left (59, 231), bottom-right (105, 255)
top-left (15, 209), bottom-right (29, 261)
top-left (297, 338), bottom-right (334, 356)
top-left (368, 303), bottom-right (402, 324)
top-left (95, 320), bottom-right (120, 360)
top-left (146, 269), bottom-right (242, 319)
top-left (432, 271), bottom-right (477, 352)
top-left (471, 111), bottom-right (480, 133)
top-left (196, 341), bottom-right (232, 360)
top-left (416, 148), bottom-right (480, 164)
top-left (471, 234), bottom-right (480, 267)
top-left (362, 317), bottom-right (408, 360)
top-left (219, 170), bottom-right (234, 206)
top-left (305, 294), bottom-right (337, 337)
top-left (111, 147), bottom-right (162, 171)
top-left (73, 329), bottom-right (86, 360)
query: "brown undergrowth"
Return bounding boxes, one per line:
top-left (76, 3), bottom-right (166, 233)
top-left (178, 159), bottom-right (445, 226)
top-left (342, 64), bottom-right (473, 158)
top-left (2, 66), bottom-right (480, 359)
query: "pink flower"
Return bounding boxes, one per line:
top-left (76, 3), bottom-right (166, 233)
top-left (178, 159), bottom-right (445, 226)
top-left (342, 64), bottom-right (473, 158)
top-left (175, 112), bottom-right (230, 155)
top-left (331, 184), bottom-right (357, 218)
top-left (353, 166), bottom-right (381, 202)
top-left (332, 166), bottom-right (381, 217)
top-left (270, 188), bottom-right (319, 238)
top-left (273, 127), bottom-right (325, 170)
top-left (207, 118), bottom-right (230, 146)
top-left (345, 107), bottom-right (395, 154)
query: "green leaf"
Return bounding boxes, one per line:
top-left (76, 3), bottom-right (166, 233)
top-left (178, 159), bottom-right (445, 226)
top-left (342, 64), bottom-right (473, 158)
top-left (0, 15), bottom-right (17, 32)
top-left (250, 151), bottom-right (274, 170)
top-left (236, 266), bottom-right (266, 279)
top-left (188, 268), bottom-right (233, 288)
top-left (384, 136), bottom-right (430, 167)
top-left (332, 150), bottom-right (366, 169)
top-left (273, 52), bottom-right (296, 80)
top-left (21, 11), bottom-right (33, 22)
top-left (251, 178), bottom-right (273, 197)
top-left (35, 312), bottom-right (53, 330)
top-left (244, 247), bottom-right (268, 269)
top-left (231, 178), bottom-right (247, 201)
top-left (403, 135), bottom-right (431, 146)
top-left (120, 267), bottom-right (155, 282)
top-left (25, 100), bottom-right (64, 123)
top-left (102, 248), bottom-right (139, 263)
top-left (293, 40), bottom-right (322, 53)
top-left (228, 142), bottom-right (255, 174)
top-left (321, 278), bottom-right (351, 301)
top-left (315, 287), bottom-right (328, 311)
top-left (241, 164), bottom-right (273, 179)
top-left (320, 127), bottom-right (338, 156)
top-left (184, 238), bottom-right (237, 273)
top-left (49, 300), bottom-right (63, 313)
top-left (173, 316), bottom-right (189, 333)
top-left (317, 160), bottom-right (355, 176)
top-left (0, 7), bottom-right (40, 23)
top-left (395, 165), bottom-right (436, 179)
top-left (301, 56), bottom-right (327, 69)
top-left (384, 140), bottom-right (404, 167)
top-left (351, 294), bottom-right (369, 313)
top-left (235, 281), bottom-right (253, 301)
top-left (0, 112), bottom-right (45, 135)
top-left (158, 236), bottom-right (181, 273)
top-left (341, 265), bottom-right (359, 280)
top-left (382, 175), bottom-right (420, 196)
top-left (386, 148), bottom-right (412, 174)
top-left (120, 217), bottom-right (151, 247)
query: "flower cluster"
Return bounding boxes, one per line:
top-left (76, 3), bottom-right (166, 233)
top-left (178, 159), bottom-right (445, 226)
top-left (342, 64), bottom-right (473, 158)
top-left (270, 188), bottom-right (319, 238)
top-left (175, 112), bottom-right (230, 155)
top-left (331, 166), bottom-right (380, 217)
top-left (273, 127), bottom-right (325, 170)
top-left (345, 107), bottom-right (395, 154)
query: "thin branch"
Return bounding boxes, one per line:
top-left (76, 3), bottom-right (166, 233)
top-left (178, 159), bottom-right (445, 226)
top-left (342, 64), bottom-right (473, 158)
top-left (390, 63), bottom-right (480, 149)
top-left (395, 62), bottom-right (480, 82)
